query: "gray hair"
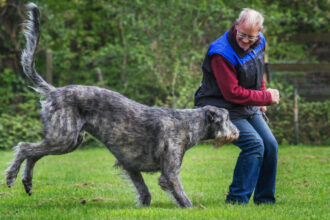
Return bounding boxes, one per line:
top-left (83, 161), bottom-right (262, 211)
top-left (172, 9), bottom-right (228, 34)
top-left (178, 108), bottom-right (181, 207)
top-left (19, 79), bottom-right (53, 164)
top-left (237, 8), bottom-right (264, 30)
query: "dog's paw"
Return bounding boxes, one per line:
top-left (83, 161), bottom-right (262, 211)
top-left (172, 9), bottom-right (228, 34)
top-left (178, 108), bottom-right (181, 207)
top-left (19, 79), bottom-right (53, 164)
top-left (139, 194), bottom-right (151, 206)
top-left (22, 179), bottom-right (33, 195)
top-left (5, 170), bottom-right (17, 188)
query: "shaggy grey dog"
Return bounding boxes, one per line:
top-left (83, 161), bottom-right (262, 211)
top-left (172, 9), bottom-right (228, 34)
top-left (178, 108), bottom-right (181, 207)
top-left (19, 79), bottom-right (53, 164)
top-left (6, 3), bottom-right (239, 208)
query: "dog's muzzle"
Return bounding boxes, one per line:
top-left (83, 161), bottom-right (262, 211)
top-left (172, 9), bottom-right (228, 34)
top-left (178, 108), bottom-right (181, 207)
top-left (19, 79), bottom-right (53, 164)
top-left (213, 123), bottom-right (239, 148)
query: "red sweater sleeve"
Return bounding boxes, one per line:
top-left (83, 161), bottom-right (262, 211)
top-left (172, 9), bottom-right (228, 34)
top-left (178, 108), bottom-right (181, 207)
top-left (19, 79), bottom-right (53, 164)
top-left (211, 54), bottom-right (272, 106)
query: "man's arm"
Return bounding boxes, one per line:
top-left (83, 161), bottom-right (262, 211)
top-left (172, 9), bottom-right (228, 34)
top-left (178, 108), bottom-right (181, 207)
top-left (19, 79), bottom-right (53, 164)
top-left (211, 54), bottom-right (273, 106)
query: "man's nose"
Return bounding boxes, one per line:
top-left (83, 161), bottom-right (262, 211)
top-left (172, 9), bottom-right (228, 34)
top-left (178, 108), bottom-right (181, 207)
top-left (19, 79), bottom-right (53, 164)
top-left (241, 37), bottom-right (249, 43)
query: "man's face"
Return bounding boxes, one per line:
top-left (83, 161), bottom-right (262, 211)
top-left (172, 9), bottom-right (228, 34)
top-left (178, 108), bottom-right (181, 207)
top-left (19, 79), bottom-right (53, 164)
top-left (235, 22), bottom-right (260, 50)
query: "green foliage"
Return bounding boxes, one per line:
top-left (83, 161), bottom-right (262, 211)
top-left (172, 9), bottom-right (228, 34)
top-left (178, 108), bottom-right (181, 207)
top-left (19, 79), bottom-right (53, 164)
top-left (266, 80), bottom-right (330, 145)
top-left (299, 101), bottom-right (330, 145)
top-left (0, 68), bottom-right (27, 96)
top-left (26, 0), bottom-right (328, 105)
top-left (266, 80), bottom-right (295, 145)
top-left (0, 68), bottom-right (43, 149)
top-left (0, 113), bottom-right (43, 150)
top-left (0, 92), bottom-right (43, 150)
top-left (0, 0), bottom-right (329, 146)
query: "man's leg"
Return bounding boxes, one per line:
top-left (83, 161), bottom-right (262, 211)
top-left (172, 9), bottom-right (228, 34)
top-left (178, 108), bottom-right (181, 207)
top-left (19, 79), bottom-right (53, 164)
top-left (226, 118), bottom-right (265, 204)
top-left (248, 113), bottom-right (278, 204)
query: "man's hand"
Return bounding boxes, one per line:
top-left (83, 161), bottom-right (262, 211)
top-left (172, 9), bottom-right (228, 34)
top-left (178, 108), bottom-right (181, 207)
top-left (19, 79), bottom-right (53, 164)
top-left (267, 88), bottom-right (280, 104)
top-left (259, 106), bottom-right (267, 112)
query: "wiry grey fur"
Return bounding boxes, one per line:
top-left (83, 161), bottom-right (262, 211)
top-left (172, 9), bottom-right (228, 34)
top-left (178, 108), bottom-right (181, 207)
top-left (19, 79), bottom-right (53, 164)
top-left (6, 3), bottom-right (239, 208)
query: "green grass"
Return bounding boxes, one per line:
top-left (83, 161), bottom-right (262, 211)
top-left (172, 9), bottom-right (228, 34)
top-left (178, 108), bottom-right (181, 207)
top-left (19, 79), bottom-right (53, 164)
top-left (0, 145), bottom-right (329, 219)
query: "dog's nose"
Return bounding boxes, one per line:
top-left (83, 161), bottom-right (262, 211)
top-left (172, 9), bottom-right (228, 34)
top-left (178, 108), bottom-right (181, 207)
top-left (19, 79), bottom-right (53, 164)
top-left (233, 129), bottom-right (239, 139)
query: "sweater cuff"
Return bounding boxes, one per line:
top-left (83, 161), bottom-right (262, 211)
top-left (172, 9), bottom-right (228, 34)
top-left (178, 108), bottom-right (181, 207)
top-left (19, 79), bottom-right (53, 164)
top-left (265, 91), bottom-right (273, 105)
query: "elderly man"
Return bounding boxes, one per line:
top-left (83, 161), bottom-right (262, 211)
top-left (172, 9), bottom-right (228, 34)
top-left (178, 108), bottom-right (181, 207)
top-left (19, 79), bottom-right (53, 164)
top-left (195, 8), bottom-right (279, 204)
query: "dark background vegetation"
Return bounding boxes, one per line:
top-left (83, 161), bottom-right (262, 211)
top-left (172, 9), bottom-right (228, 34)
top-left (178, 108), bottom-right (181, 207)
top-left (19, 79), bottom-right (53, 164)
top-left (0, 0), bottom-right (329, 149)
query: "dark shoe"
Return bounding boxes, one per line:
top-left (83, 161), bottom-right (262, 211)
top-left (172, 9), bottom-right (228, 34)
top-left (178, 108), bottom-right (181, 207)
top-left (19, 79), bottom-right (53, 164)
top-left (225, 199), bottom-right (248, 205)
top-left (254, 200), bottom-right (275, 205)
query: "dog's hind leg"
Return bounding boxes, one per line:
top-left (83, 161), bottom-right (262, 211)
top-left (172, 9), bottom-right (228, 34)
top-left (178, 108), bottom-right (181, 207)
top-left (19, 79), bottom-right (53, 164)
top-left (6, 126), bottom-right (84, 191)
top-left (6, 141), bottom-right (47, 188)
top-left (22, 156), bottom-right (41, 195)
top-left (125, 169), bottom-right (151, 206)
top-left (20, 131), bottom-right (85, 195)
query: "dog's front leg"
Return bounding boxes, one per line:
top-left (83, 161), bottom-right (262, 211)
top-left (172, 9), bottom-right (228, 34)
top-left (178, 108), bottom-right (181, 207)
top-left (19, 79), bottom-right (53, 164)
top-left (125, 169), bottom-right (151, 206)
top-left (159, 147), bottom-right (192, 208)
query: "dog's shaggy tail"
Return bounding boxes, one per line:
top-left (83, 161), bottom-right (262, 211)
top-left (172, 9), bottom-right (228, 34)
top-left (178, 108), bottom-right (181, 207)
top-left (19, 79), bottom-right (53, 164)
top-left (21, 3), bottom-right (55, 96)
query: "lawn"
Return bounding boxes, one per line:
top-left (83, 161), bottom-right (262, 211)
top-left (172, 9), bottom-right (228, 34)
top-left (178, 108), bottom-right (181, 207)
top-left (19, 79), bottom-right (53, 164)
top-left (0, 145), bottom-right (329, 219)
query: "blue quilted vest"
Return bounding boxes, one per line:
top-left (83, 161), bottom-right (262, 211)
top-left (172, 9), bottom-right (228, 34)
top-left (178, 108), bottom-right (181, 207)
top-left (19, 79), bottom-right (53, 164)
top-left (194, 26), bottom-right (266, 120)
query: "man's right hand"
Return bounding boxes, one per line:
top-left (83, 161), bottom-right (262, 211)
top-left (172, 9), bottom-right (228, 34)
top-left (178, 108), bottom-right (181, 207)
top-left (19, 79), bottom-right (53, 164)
top-left (267, 88), bottom-right (280, 104)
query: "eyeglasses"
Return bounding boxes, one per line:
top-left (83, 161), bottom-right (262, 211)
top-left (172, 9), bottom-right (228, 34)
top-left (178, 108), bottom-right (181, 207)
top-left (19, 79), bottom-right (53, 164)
top-left (236, 30), bottom-right (259, 42)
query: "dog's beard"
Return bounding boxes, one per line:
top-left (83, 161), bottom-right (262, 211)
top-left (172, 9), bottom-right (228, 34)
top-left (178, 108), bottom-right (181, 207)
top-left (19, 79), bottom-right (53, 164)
top-left (213, 136), bottom-right (234, 148)
top-left (212, 130), bottom-right (239, 148)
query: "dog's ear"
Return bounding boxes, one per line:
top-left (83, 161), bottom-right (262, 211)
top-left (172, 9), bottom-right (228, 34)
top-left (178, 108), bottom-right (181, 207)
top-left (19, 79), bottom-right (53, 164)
top-left (206, 108), bottom-right (217, 122)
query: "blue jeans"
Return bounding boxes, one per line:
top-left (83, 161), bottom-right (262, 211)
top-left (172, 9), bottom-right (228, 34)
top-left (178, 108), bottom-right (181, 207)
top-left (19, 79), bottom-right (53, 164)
top-left (226, 112), bottom-right (278, 204)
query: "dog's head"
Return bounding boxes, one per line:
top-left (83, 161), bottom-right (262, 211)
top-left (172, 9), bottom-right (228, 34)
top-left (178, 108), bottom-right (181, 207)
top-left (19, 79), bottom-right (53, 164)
top-left (203, 106), bottom-right (239, 147)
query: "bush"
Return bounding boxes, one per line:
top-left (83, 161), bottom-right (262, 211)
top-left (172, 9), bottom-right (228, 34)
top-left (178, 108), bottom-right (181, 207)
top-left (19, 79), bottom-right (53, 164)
top-left (0, 69), bottom-right (45, 150)
top-left (266, 81), bottom-right (329, 145)
top-left (299, 101), bottom-right (330, 145)
top-left (0, 113), bottom-right (43, 150)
